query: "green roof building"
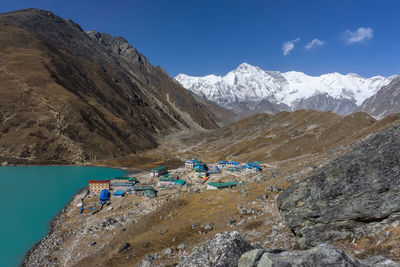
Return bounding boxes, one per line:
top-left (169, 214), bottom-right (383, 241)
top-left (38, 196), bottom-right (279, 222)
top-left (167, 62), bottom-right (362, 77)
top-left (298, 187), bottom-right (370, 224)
top-left (174, 180), bottom-right (186, 186)
top-left (150, 165), bottom-right (168, 178)
top-left (207, 181), bottom-right (238, 190)
top-left (133, 186), bottom-right (154, 191)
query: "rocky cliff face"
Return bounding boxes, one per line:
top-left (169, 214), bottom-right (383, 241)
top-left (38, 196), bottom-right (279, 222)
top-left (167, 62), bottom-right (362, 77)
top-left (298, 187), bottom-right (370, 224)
top-left (359, 76), bottom-right (400, 119)
top-left (0, 8), bottom-right (217, 164)
top-left (278, 125), bottom-right (400, 247)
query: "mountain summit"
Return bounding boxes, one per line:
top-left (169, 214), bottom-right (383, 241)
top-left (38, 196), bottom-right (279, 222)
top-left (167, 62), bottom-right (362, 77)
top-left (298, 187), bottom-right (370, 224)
top-left (175, 63), bottom-right (393, 115)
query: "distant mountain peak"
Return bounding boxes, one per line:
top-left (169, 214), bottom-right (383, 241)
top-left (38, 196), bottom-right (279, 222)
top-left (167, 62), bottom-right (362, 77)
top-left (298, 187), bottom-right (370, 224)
top-left (175, 63), bottom-right (393, 115)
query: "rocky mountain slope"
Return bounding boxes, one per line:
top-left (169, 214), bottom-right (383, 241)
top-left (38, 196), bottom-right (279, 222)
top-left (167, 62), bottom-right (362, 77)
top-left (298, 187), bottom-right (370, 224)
top-left (0, 8), bottom-right (218, 164)
top-left (278, 125), bottom-right (400, 248)
top-left (359, 75), bottom-right (400, 118)
top-left (175, 63), bottom-right (392, 115)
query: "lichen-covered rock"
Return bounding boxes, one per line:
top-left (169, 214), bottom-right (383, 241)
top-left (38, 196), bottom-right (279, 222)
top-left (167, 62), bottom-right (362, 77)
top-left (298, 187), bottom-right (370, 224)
top-left (278, 126), bottom-right (400, 247)
top-left (177, 231), bottom-right (253, 267)
top-left (362, 256), bottom-right (400, 267)
top-left (252, 244), bottom-right (399, 267)
top-left (162, 247), bottom-right (173, 255)
top-left (238, 249), bottom-right (264, 267)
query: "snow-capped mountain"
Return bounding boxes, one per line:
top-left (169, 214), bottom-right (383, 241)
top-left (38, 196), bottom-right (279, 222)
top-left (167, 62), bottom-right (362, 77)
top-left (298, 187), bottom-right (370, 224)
top-left (175, 63), bottom-right (393, 115)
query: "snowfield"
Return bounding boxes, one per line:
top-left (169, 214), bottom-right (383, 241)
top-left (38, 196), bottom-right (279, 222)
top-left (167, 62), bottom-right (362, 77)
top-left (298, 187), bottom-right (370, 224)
top-left (175, 63), bottom-right (392, 108)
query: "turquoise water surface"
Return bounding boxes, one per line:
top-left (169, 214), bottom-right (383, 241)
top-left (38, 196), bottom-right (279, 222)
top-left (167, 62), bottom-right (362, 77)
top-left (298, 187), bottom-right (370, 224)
top-left (0, 166), bottom-right (124, 267)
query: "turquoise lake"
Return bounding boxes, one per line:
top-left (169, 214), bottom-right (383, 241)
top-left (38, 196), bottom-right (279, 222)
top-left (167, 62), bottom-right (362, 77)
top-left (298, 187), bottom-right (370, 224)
top-left (0, 166), bottom-right (124, 267)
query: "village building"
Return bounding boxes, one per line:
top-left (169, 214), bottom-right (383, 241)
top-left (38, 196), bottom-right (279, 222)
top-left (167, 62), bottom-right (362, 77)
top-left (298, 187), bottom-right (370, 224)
top-left (149, 166), bottom-right (168, 178)
top-left (99, 189), bottom-right (110, 202)
top-left (244, 162), bottom-right (261, 171)
top-left (133, 185), bottom-right (156, 196)
top-left (253, 161), bottom-right (262, 166)
top-left (217, 161), bottom-right (239, 168)
top-left (174, 180), bottom-right (186, 186)
top-left (111, 176), bottom-right (138, 183)
top-left (194, 164), bottom-right (208, 178)
top-left (158, 177), bottom-right (176, 187)
top-left (227, 167), bottom-right (241, 172)
top-left (88, 180), bottom-right (110, 193)
top-left (112, 190), bottom-right (125, 197)
top-left (185, 159), bottom-right (201, 171)
top-left (207, 181), bottom-right (238, 190)
top-left (208, 165), bottom-right (221, 174)
top-left (112, 182), bottom-right (135, 191)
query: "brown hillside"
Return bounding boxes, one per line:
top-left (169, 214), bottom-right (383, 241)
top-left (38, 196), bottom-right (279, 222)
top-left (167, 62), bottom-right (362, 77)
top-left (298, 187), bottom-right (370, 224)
top-left (0, 9), bottom-right (218, 164)
top-left (180, 110), bottom-right (377, 161)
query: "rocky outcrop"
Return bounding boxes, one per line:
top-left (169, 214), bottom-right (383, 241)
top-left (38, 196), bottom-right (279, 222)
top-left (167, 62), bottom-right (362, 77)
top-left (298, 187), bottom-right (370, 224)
top-left (278, 125), bottom-right (400, 247)
top-left (177, 231), bottom-right (253, 267)
top-left (238, 244), bottom-right (399, 267)
top-left (293, 93), bottom-right (358, 115)
top-left (359, 75), bottom-right (400, 119)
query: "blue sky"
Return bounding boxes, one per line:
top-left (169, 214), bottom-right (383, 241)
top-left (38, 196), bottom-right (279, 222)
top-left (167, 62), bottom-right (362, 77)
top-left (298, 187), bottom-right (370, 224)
top-left (1, 0), bottom-right (400, 77)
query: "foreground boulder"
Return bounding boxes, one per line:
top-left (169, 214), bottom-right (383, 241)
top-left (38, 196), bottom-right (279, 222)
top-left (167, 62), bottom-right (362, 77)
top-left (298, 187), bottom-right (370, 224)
top-left (177, 231), bottom-right (253, 267)
top-left (238, 244), bottom-right (399, 267)
top-left (278, 125), bottom-right (400, 247)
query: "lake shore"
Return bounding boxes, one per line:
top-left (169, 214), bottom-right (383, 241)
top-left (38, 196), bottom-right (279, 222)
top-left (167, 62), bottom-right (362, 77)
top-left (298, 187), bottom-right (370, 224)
top-left (20, 166), bottom-right (135, 266)
top-left (22, 187), bottom-right (87, 266)
top-left (0, 165), bottom-right (125, 267)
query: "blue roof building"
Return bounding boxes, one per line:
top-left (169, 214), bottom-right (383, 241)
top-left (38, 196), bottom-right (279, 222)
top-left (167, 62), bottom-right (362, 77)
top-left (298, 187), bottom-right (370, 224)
top-left (113, 190), bottom-right (125, 197)
top-left (218, 161), bottom-right (239, 166)
top-left (245, 162), bottom-right (261, 171)
top-left (208, 166), bottom-right (220, 174)
top-left (99, 189), bottom-right (110, 202)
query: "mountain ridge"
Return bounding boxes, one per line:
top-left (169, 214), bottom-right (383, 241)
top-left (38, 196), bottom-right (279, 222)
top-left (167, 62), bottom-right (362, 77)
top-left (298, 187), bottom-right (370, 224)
top-left (175, 63), bottom-right (394, 115)
top-left (0, 8), bottom-right (218, 164)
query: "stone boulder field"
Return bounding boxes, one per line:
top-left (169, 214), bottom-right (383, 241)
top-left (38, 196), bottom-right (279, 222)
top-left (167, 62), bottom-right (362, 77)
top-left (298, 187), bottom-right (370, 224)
top-left (178, 232), bottom-right (399, 267)
top-left (238, 244), bottom-right (399, 267)
top-left (278, 125), bottom-right (400, 249)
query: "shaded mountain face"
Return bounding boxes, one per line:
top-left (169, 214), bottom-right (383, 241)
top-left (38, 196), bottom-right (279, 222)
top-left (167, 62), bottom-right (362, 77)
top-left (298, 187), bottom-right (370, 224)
top-left (292, 93), bottom-right (358, 115)
top-left (0, 8), bottom-right (217, 164)
top-left (175, 63), bottom-right (392, 115)
top-left (359, 75), bottom-right (400, 119)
